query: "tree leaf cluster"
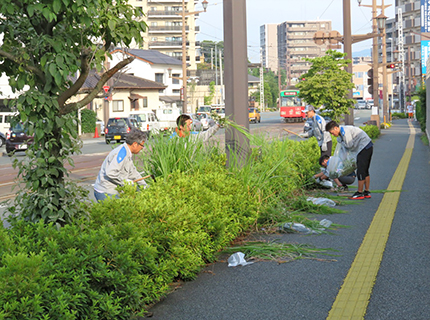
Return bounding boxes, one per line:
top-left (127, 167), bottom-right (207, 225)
top-left (0, 0), bottom-right (148, 224)
top-left (296, 50), bottom-right (355, 121)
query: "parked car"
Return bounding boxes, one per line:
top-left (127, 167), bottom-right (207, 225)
top-left (248, 107), bottom-right (261, 123)
top-left (184, 113), bottom-right (202, 131)
top-left (197, 105), bottom-right (212, 115)
top-left (105, 117), bottom-right (139, 144)
top-left (0, 132), bottom-right (5, 148)
top-left (96, 118), bottom-right (105, 135)
top-left (129, 110), bottom-right (160, 135)
top-left (6, 122), bottom-right (34, 156)
top-left (355, 100), bottom-right (367, 109)
top-left (210, 105), bottom-right (225, 119)
top-left (197, 113), bottom-right (215, 130)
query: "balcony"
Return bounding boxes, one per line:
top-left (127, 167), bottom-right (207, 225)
top-left (148, 26), bottom-right (199, 34)
top-left (147, 10), bottom-right (187, 18)
top-left (148, 26), bottom-right (189, 33)
top-left (148, 41), bottom-right (201, 48)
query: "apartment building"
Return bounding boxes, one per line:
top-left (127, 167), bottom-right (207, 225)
top-left (260, 24), bottom-right (279, 73)
top-left (394, 0), bottom-right (421, 95)
top-left (129, 0), bottom-right (202, 71)
top-left (277, 21), bottom-right (331, 85)
top-left (352, 57), bottom-right (393, 103)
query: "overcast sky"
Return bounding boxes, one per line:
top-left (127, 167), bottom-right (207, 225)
top-left (195, 0), bottom-right (396, 62)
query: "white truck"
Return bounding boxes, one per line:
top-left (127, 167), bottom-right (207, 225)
top-left (155, 108), bottom-right (182, 131)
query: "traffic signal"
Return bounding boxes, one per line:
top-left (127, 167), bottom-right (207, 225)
top-left (367, 68), bottom-right (373, 95)
top-left (387, 63), bottom-right (395, 69)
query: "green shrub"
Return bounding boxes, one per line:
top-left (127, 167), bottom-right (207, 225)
top-left (0, 220), bottom-right (163, 319)
top-left (360, 124), bottom-right (380, 139)
top-left (391, 112), bottom-right (407, 119)
top-left (80, 109), bottom-right (97, 134)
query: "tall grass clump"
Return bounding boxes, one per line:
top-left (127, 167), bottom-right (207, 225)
top-left (138, 132), bottom-right (224, 179)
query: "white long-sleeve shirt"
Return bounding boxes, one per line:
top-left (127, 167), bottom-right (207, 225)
top-left (94, 143), bottom-right (147, 195)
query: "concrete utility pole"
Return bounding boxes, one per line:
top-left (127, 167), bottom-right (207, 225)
top-left (260, 48), bottom-right (264, 111)
top-left (343, 0), bottom-right (354, 125)
top-left (381, 0), bottom-right (388, 123)
top-left (223, 0), bottom-right (249, 167)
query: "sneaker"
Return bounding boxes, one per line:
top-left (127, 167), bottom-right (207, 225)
top-left (364, 190), bottom-right (371, 198)
top-left (349, 191), bottom-right (365, 200)
top-left (339, 185), bottom-right (348, 192)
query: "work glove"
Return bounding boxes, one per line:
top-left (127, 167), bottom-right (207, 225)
top-left (321, 142), bottom-right (327, 152)
top-left (299, 132), bottom-right (308, 138)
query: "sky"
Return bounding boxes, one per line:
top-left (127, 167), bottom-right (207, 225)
top-left (195, 0), bottom-right (396, 62)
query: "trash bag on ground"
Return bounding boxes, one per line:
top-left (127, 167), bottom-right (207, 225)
top-left (318, 179), bottom-right (333, 188)
top-left (227, 252), bottom-right (254, 267)
top-left (307, 197), bottom-right (336, 207)
top-left (327, 143), bottom-right (357, 179)
top-left (280, 219), bottom-right (333, 234)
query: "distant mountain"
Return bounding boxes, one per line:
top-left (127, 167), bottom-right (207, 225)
top-left (352, 48), bottom-right (371, 57)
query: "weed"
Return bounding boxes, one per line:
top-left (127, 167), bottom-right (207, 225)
top-left (221, 240), bottom-right (338, 263)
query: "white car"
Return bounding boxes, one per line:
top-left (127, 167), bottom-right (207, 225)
top-left (355, 100), bottom-right (367, 109)
top-left (184, 113), bottom-right (202, 131)
top-left (197, 113), bottom-right (215, 130)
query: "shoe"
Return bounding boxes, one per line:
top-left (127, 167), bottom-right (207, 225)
top-left (349, 191), bottom-right (364, 200)
top-left (339, 185), bottom-right (348, 192)
top-left (364, 190), bottom-right (371, 198)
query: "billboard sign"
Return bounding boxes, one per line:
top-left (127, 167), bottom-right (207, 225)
top-left (421, 40), bottom-right (430, 75)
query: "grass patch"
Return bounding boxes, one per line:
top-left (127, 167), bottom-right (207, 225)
top-left (221, 240), bottom-right (338, 263)
top-left (421, 134), bottom-right (429, 146)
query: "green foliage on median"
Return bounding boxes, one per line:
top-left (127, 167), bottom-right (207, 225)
top-left (0, 132), bottom-right (324, 317)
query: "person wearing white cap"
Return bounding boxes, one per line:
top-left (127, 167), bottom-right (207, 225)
top-left (299, 105), bottom-right (332, 157)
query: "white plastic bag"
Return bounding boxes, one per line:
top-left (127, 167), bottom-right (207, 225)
top-left (227, 252), bottom-right (254, 267)
top-left (327, 143), bottom-right (357, 179)
top-left (307, 197), bottom-right (336, 207)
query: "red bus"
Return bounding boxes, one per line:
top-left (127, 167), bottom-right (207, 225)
top-left (279, 89), bottom-right (306, 122)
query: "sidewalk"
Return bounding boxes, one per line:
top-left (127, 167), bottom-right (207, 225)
top-left (147, 119), bottom-right (430, 320)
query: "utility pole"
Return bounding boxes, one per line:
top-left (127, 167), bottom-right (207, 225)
top-left (219, 48), bottom-right (224, 104)
top-left (179, 0), bottom-right (208, 113)
top-left (223, 0), bottom-right (249, 167)
top-left (343, 0), bottom-right (354, 125)
top-left (398, 8), bottom-right (405, 112)
top-left (260, 48), bottom-right (264, 111)
top-left (381, 0), bottom-right (389, 123)
top-left (371, 0), bottom-right (379, 112)
top-left (215, 43), bottom-right (218, 104)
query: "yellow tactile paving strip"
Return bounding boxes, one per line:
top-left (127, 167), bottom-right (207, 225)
top-left (327, 122), bottom-right (416, 319)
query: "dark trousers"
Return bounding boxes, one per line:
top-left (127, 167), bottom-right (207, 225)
top-left (320, 140), bottom-right (333, 158)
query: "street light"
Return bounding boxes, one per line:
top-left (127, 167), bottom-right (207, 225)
top-left (179, 0), bottom-right (209, 114)
top-left (376, 13), bottom-right (388, 33)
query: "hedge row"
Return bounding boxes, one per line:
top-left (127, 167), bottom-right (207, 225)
top-left (0, 137), bottom-right (321, 319)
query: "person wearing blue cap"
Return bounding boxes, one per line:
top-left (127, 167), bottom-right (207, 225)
top-left (299, 105), bottom-right (332, 157)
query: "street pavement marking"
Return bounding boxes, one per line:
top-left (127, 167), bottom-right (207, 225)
top-left (327, 122), bottom-right (416, 319)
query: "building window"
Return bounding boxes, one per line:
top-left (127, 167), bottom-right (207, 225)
top-left (143, 97), bottom-right (148, 108)
top-left (112, 100), bottom-right (124, 112)
top-left (173, 89), bottom-right (181, 94)
top-left (155, 73), bottom-right (164, 83)
top-left (172, 74), bottom-right (180, 84)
